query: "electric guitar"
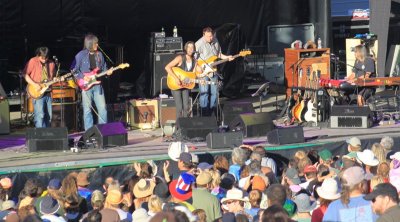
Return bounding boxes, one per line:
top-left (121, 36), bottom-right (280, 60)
top-left (167, 67), bottom-right (220, 90)
top-left (77, 63), bottom-right (130, 91)
top-left (304, 71), bottom-right (319, 123)
top-left (196, 50), bottom-right (251, 78)
top-left (26, 72), bottom-right (72, 99)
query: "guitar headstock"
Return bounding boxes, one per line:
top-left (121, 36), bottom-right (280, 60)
top-left (117, 63), bottom-right (130, 69)
top-left (239, 50), bottom-right (252, 57)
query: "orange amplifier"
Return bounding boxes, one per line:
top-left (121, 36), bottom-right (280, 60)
top-left (128, 99), bottom-right (159, 129)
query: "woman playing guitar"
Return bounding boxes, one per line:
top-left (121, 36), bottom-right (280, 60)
top-left (165, 41), bottom-right (198, 119)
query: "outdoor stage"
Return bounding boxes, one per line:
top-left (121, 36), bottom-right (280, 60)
top-left (0, 114), bottom-right (399, 175)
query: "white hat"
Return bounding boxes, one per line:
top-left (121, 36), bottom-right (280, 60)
top-left (357, 149), bottom-right (379, 166)
top-left (316, 178), bottom-right (341, 200)
top-left (346, 137), bottom-right (361, 147)
top-left (168, 142), bottom-right (189, 161)
top-left (390, 152), bottom-right (400, 160)
top-left (132, 208), bottom-right (150, 222)
top-left (221, 189), bottom-right (249, 204)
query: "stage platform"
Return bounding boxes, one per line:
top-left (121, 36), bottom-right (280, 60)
top-left (0, 121), bottom-right (400, 175)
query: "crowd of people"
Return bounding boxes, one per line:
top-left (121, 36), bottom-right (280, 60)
top-left (0, 136), bottom-right (399, 222)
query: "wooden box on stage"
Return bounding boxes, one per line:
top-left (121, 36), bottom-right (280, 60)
top-left (128, 99), bottom-right (159, 129)
top-left (284, 48), bottom-right (331, 97)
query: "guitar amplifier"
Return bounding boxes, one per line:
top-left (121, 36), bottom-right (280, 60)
top-left (159, 97), bottom-right (193, 127)
top-left (128, 99), bottom-right (159, 129)
top-left (154, 37), bottom-right (183, 52)
top-left (330, 105), bottom-right (373, 128)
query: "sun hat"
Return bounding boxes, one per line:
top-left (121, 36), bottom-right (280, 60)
top-left (133, 179), bottom-right (156, 198)
top-left (48, 179), bottom-right (61, 190)
top-left (285, 168), bottom-right (301, 185)
top-left (40, 196), bottom-right (60, 215)
top-left (2, 200), bottom-right (15, 210)
top-left (168, 142), bottom-right (189, 161)
top-left (221, 189), bottom-right (249, 204)
top-left (169, 173), bottom-right (195, 201)
top-left (357, 149), bottom-right (379, 166)
top-left (77, 172), bottom-right (90, 186)
top-left (342, 166), bottom-right (365, 186)
top-left (346, 137), bottom-right (361, 147)
top-left (316, 178), bottom-right (341, 200)
top-left (390, 152), bottom-right (400, 160)
top-left (293, 193), bottom-right (317, 213)
top-left (0, 178), bottom-right (12, 189)
top-left (106, 189), bottom-right (123, 205)
top-left (132, 208), bottom-right (150, 222)
top-left (196, 171), bottom-right (212, 186)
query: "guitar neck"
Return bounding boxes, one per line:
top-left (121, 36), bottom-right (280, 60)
top-left (209, 54), bottom-right (241, 67)
top-left (94, 68), bottom-right (115, 78)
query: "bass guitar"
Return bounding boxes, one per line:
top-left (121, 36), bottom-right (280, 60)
top-left (196, 50), bottom-right (251, 78)
top-left (167, 67), bottom-right (220, 90)
top-left (26, 72), bottom-right (73, 99)
top-left (77, 63), bottom-right (130, 91)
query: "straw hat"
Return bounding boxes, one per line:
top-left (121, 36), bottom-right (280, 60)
top-left (106, 190), bottom-right (123, 205)
top-left (221, 189), bottom-right (248, 204)
top-left (133, 179), bottom-right (156, 198)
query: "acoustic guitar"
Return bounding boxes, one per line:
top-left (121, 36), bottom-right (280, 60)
top-left (167, 67), bottom-right (220, 90)
top-left (196, 50), bottom-right (251, 78)
top-left (77, 63), bottom-right (129, 91)
top-left (26, 72), bottom-right (72, 99)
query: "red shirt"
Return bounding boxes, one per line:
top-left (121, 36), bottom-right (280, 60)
top-left (311, 205), bottom-right (328, 222)
top-left (24, 56), bottom-right (55, 83)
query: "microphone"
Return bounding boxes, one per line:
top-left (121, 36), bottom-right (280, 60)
top-left (53, 56), bottom-right (59, 63)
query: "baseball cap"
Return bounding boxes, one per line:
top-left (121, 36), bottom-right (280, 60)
top-left (285, 168), bottom-right (301, 185)
top-left (178, 152), bottom-right (192, 164)
top-left (197, 162), bottom-right (213, 170)
top-left (318, 149), bottom-right (333, 161)
top-left (342, 166), bottom-right (365, 186)
top-left (346, 137), bottom-right (361, 147)
top-left (48, 179), bottom-right (62, 190)
top-left (303, 165), bottom-right (317, 173)
top-left (364, 183), bottom-right (399, 201)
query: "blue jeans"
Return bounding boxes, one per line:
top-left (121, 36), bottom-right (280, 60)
top-left (82, 84), bottom-right (107, 130)
top-left (33, 94), bottom-right (52, 128)
top-left (199, 75), bottom-right (218, 109)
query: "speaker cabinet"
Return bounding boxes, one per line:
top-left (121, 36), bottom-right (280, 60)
top-left (0, 99), bottom-right (10, 134)
top-left (129, 99), bottom-right (159, 129)
top-left (206, 131), bottom-right (244, 149)
top-left (151, 52), bottom-right (177, 96)
top-left (159, 98), bottom-right (193, 127)
top-left (221, 101), bottom-right (254, 126)
top-left (267, 126), bottom-right (304, 145)
top-left (26, 127), bottom-right (68, 152)
top-left (176, 116), bottom-right (217, 139)
top-left (229, 112), bottom-right (273, 137)
top-left (83, 122), bottom-right (127, 148)
top-left (51, 102), bottom-right (78, 132)
top-left (330, 105), bottom-right (372, 128)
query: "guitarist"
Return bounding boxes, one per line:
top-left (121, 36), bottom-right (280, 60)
top-left (72, 34), bottom-right (112, 130)
top-left (165, 41), bottom-right (197, 119)
top-left (195, 27), bottom-right (234, 116)
top-left (345, 44), bottom-right (376, 106)
top-left (24, 47), bottom-right (57, 128)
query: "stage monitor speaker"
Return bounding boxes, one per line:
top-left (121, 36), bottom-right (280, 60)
top-left (151, 52), bottom-right (177, 96)
top-left (26, 127), bottom-right (68, 152)
top-left (129, 99), bottom-right (159, 129)
top-left (0, 99), bottom-right (10, 134)
top-left (51, 102), bottom-right (78, 132)
top-left (221, 101), bottom-right (254, 126)
top-left (229, 112), bottom-right (273, 137)
top-left (83, 122), bottom-right (128, 148)
top-left (267, 126), bottom-right (304, 145)
top-left (176, 116), bottom-right (217, 139)
top-left (330, 105), bottom-right (372, 128)
top-left (206, 131), bottom-right (244, 149)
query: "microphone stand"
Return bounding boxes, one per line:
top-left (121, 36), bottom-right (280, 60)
top-left (97, 45), bottom-right (114, 105)
top-left (55, 60), bottom-right (65, 128)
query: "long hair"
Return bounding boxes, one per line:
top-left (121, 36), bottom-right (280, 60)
top-left (84, 34), bottom-right (99, 51)
top-left (354, 45), bottom-right (367, 62)
top-left (184, 41), bottom-right (195, 56)
top-left (340, 178), bottom-right (364, 207)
